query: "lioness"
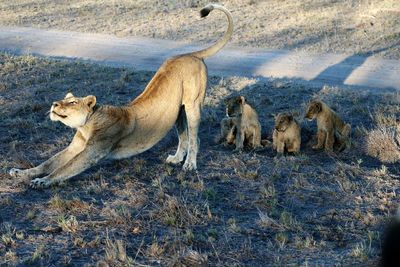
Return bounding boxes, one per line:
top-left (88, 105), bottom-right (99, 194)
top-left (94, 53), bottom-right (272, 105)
top-left (218, 96), bottom-right (262, 151)
top-left (304, 99), bottom-right (351, 152)
top-left (272, 113), bottom-right (301, 155)
top-left (9, 4), bottom-right (233, 188)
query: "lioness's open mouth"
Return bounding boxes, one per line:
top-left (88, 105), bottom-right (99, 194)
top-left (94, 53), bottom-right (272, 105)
top-left (52, 111), bottom-right (67, 119)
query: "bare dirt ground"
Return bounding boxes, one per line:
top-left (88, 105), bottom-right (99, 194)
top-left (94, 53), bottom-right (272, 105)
top-left (0, 0), bottom-right (399, 59)
top-left (1, 53), bottom-right (400, 266)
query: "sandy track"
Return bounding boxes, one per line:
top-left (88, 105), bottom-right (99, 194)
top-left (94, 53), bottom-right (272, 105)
top-left (0, 26), bottom-right (399, 91)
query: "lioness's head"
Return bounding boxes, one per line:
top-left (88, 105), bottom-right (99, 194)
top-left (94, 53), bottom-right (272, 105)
top-left (224, 96), bottom-right (245, 117)
top-left (304, 100), bottom-right (322, 121)
top-left (274, 113), bottom-right (293, 132)
top-left (50, 92), bottom-right (96, 128)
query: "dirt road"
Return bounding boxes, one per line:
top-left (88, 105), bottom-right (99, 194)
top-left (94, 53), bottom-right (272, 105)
top-left (0, 26), bottom-right (399, 91)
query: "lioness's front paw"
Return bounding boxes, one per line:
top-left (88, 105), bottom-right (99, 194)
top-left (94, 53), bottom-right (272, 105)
top-left (166, 155), bottom-right (184, 165)
top-left (30, 177), bottom-right (52, 189)
top-left (9, 168), bottom-right (29, 179)
top-left (182, 160), bottom-right (197, 171)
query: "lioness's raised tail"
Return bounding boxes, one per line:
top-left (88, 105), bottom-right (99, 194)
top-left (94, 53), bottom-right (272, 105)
top-left (190, 3), bottom-right (233, 59)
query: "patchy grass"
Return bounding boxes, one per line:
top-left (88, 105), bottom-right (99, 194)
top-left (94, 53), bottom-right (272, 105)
top-left (0, 53), bottom-right (399, 265)
top-left (0, 1), bottom-right (400, 58)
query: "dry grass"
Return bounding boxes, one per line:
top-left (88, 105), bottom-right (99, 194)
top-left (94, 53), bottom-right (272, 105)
top-left (0, 1), bottom-right (399, 58)
top-left (365, 126), bottom-right (400, 163)
top-left (0, 53), bottom-right (399, 265)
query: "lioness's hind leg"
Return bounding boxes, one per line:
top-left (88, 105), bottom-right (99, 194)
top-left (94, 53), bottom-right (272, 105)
top-left (182, 105), bottom-right (201, 171)
top-left (166, 107), bottom-right (188, 164)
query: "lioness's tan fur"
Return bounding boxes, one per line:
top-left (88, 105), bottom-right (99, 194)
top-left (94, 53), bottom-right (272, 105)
top-left (305, 99), bottom-right (351, 152)
top-left (219, 96), bottom-right (262, 150)
top-left (272, 113), bottom-right (301, 155)
top-left (9, 4), bottom-right (233, 188)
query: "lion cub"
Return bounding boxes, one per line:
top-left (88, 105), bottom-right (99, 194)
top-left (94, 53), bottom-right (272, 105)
top-left (305, 99), bottom-right (351, 152)
top-left (272, 113), bottom-right (301, 155)
top-left (216, 117), bottom-right (236, 145)
top-left (218, 96), bottom-right (262, 150)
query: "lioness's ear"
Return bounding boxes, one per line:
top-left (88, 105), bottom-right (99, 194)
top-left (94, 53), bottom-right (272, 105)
top-left (85, 95), bottom-right (96, 109)
top-left (65, 92), bottom-right (74, 99)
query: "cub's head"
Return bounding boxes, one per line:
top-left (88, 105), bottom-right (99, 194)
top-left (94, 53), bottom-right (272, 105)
top-left (224, 96), bottom-right (245, 117)
top-left (274, 113), bottom-right (293, 132)
top-left (305, 100), bottom-right (322, 121)
top-left (50, 92), bottom-right (96, 128)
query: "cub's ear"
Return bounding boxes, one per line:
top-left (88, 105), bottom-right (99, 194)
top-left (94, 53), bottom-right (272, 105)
top-left (84, 95), bottom-right (97, 109)
top-left (65, 92), bottom-right (74, 99)
top-left (287, 114), bottom-right (293, 121)
top-left (314, 101), bottom-right (322, 112)
top-left (237, 96), bottom-right (245, 104)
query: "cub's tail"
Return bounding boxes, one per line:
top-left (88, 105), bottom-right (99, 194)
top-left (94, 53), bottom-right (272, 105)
top-left (191, 4), bottom-right (233, 59)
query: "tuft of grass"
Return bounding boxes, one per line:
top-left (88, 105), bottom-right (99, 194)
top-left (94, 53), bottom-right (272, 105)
top-left (275, 232), bottom-right (288, 250)
top-left (227, 218), bottom-right (241, 233)
top-left (152, 195), bottom-right (207, 228)
top-left (365, 126), bottom-right (400, 163)
top-left (178, 249), bottom-right (208, 267)
top-left (48, 194), bottom-right (91, 214)
top-left (1, 223), bottom-right (16, 247)
top-left (349, 240), bottom-right (373, 261)
top-left (257, 209), bottom-right (285, 230)
top-left (101, 203), bottom-right (133, 227)
top-left (29, 244), bottom-right (47, 264)
top-left (294, 235), bottom-right (316, 249)
top-left (146, 237), bottom-right (165, 258)
top-left (105, 238), bottom-right (129, 264)
top-left (4, 250), bottom-right (17, 263)
top-left (57, 215), bottom-right (79, 233)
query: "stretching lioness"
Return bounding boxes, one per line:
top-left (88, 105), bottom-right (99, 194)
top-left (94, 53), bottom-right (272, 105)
top-left (272, 113), bottom-right (301, 155)
top-left (9, 4), bottom-right (233, 188)
top-left (305, 99), bottom-right (351, 152)
top-left (218, 96), bottom-right (262, 150)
